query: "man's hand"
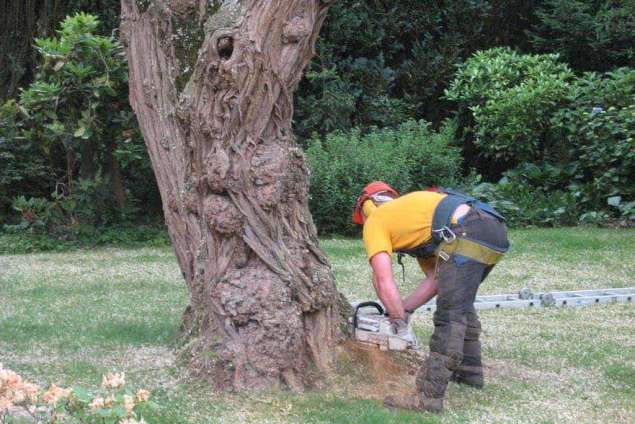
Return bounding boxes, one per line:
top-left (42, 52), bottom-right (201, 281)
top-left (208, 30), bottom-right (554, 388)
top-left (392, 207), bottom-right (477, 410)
top-left (369, 252), bottom-right (405, 320)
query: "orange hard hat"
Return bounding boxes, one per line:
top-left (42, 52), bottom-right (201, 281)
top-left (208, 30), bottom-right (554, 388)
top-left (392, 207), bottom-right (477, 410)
top-left (352, 181), bottom-right (399, 225)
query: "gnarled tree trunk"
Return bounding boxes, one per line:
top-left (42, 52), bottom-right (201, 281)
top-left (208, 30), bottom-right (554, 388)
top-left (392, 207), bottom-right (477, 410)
top-left (120, 0), bottom-right (341, 391)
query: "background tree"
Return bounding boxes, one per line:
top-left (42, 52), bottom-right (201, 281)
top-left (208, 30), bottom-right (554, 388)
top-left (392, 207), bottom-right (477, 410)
top-left (294, 0), bottom-right (542, 139)
top-left (120, 0), bottom-right (342, 390)
top-left (528, 0), bottom-right (635, 73)
top-left (0, 0), bottom-right (120, 102)
top-left (0, 13), bottom-right (156, 230)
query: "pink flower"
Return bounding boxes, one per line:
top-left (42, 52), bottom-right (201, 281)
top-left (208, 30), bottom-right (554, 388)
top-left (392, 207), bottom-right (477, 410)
top-left (42, 384), bottom-right (72, 405)
top-left (101, 372), bottom-right (126, 389)
top-left (135, 389), bottom-right (150, 403)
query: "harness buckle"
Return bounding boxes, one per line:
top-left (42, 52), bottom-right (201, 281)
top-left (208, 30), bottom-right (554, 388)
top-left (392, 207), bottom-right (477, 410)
top-left (433, 226), bottom-right (456, 243)
top-left (438, 250), bottom-right (450, 261)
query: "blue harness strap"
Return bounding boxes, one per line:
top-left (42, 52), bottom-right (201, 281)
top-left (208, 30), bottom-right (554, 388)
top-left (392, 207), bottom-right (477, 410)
top-left (431, 189), bottom-right (505, 243)
top-left (395, 188), bottom-right (507, 281)
top-left (396, 188), bottom-right (506, 255)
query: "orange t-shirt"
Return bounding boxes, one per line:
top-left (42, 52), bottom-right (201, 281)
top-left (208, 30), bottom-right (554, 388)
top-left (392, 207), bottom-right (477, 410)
top-left (362, 191), bottom-right (446, 264)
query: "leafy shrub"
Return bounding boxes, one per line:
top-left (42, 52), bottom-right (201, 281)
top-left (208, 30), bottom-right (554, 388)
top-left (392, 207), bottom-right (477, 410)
top-left (306, 120), bottom-right (462, 235)
top-left (468, 157), bottom-right (633, 227)
top-left (445, 47), bottom-right (573, 167)
top-left (469, 166), bottom-right (581, 227)
top-left (4, 195), bottom-right (64, 234)
top-left (0, 101), bottom-right (55, 225)
top-left (1, 13), bottom-right (158, 229)
top-left (529, 0), bottom-right (635, 73)
top-left (0, 224), bottom-right (169, 254)
top-left (552, 68), bottom-right (635, 211)
top-left (295, 1), bottom-right (539, 138)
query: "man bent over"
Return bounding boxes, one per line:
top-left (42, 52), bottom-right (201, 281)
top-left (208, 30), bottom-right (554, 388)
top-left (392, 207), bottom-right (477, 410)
top-left (352, 182), bottom-right (509, 413)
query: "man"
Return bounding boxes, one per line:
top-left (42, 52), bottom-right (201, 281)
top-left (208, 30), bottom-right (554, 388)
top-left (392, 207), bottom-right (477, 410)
top-left (352, 181), bottom-right (509, 413)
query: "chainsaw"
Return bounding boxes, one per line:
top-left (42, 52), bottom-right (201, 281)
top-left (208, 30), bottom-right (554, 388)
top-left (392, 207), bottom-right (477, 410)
top-left (350, 301), bottom-right (420, 351)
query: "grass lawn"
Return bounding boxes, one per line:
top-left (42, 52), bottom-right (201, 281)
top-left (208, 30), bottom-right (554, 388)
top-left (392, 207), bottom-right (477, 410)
top-left (1, 227), bottom-right (634, 423)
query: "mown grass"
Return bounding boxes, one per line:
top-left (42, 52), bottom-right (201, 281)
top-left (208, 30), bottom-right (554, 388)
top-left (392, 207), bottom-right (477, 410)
top-left (0, 228), bottom-right (633, 423)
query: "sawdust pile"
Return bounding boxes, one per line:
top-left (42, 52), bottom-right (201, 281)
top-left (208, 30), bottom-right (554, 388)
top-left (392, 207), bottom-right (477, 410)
top-left (335, 341), bottom-right (424, 400)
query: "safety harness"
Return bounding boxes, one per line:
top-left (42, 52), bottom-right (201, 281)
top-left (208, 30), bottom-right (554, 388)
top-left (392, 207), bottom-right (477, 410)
top-left (396, 189), bottom-right (508, 281)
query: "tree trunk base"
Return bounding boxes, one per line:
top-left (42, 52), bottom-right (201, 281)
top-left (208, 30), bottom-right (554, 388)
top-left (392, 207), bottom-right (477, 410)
top-left (178, 297), bottom-right (423, 394)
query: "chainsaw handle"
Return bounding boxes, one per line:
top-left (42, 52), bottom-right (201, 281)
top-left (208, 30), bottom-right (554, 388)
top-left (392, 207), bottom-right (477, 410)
top-left (353, 301), bottom-right (385, 329)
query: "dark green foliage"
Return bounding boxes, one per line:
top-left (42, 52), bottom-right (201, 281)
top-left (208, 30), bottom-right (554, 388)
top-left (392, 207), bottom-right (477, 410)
top-left (0, 13), bottom-right (160, 232)
top-left (551, 68), bottom-right (635, 217)
top-left (306, 120), bottom-right (462, 235)
top-left (1, 3), bottom-right (634, 236)
top-left (469, 168), bottom-right (581, 227)
top-left (445, 47), bottom-right (574, 169)
top-left (0, 0), bottom-right (121, 101)
top-left (295, 1), bottom-right (540, 138)
top-left (446, 47), bottom-right (634, 225)
top-left (0, 224), bottom-right (169, 254)
top-left (0, 100), bottom-right (55, 224)
top-left (529, 0), bottom-right (635, 72)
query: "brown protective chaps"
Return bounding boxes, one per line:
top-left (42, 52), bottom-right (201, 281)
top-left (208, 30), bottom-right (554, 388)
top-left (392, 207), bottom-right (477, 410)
top-left (416, 209), bottom-right (508, 411)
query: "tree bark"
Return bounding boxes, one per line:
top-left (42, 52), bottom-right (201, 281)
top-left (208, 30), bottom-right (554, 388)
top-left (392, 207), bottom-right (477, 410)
top-left (80, 139), bottom-right (97, 181)
top-left (0, 0), bottom-right (52, 101)
top-left (106, 138), bottom-right (127, 211)
top-left (120, 0), bottom-right (341, 391)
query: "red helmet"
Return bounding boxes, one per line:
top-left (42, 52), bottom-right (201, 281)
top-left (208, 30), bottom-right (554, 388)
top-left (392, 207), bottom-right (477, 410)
top-left (352, 181), bottom-right (399, 225)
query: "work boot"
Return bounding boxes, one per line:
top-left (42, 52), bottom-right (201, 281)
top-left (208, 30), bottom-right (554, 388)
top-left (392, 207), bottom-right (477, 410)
top-left (383, 393), bottom-right (443, 413)
top-left (450, 366), bottom-right (484, 389)
top-left (415, 352), bottom-right (455, 396)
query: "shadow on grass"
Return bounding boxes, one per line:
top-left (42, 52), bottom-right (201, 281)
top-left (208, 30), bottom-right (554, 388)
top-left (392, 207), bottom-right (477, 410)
top-left (94, 319), bottom-right (179, 346)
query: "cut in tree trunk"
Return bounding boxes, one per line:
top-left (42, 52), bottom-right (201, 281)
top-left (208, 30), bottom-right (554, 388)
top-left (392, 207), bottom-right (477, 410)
top-left (121, 0), bottom-right (342, 391)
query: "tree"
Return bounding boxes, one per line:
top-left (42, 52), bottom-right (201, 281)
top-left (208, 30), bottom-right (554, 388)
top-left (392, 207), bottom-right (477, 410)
top-left (529, 0), bottom-right (635, 72)
top-left (120, 0), bottom-right (342, 390)
top-left (293, 0), bottom-right (543, 138)
top-left (2, 13), bottom-right (146, 229)
top-left (0, 0), bottom-right (121, 102)
top-left (445, 47), bottom-right (574, 176)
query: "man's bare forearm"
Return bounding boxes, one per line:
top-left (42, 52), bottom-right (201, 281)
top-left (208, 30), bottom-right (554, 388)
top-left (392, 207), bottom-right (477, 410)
top-left (403, 275), bottom-right (438, 312)
top-left (372, 274), bottom-right (406, 320)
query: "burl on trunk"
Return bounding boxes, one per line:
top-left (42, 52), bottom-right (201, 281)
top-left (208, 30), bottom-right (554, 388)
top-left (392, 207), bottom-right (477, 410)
top-left (120, 0), bottom-right (343, 391)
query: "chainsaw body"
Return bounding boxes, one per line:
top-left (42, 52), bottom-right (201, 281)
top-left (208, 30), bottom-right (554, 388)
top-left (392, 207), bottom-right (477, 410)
top-left (350, 301), bottom-right (419, 351)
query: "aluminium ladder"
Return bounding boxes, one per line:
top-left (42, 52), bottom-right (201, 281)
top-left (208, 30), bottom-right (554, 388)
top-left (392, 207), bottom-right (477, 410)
top-left (420, 287), bottom-right (635, 312)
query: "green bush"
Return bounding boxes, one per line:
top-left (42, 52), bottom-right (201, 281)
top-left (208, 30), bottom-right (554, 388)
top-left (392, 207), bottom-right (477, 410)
top-left (0, 224), bottom-right (169, 254)
top-left (445, 47), bottom-right (573, 167)
top-left (551, 68), bottom-right (635, 216)
top-left (3, 195), bottom-right (65, 234)
top-left (295, 1), bottom-right (539, 138)
top-left (1, 13), bottom-right (159, 229)
top-left (469, 166), bottom-right (581, 227)
top-left (0, 100), bottom-right (55, 225)
top-left (529, 0), bottom-right (635, 73)
top-left (306, 120), bottom-right (462, 235)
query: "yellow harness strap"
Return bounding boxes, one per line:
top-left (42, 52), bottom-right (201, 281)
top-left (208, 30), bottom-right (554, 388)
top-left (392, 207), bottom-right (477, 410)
top-left (437, 238), bottom-right (505, 265)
